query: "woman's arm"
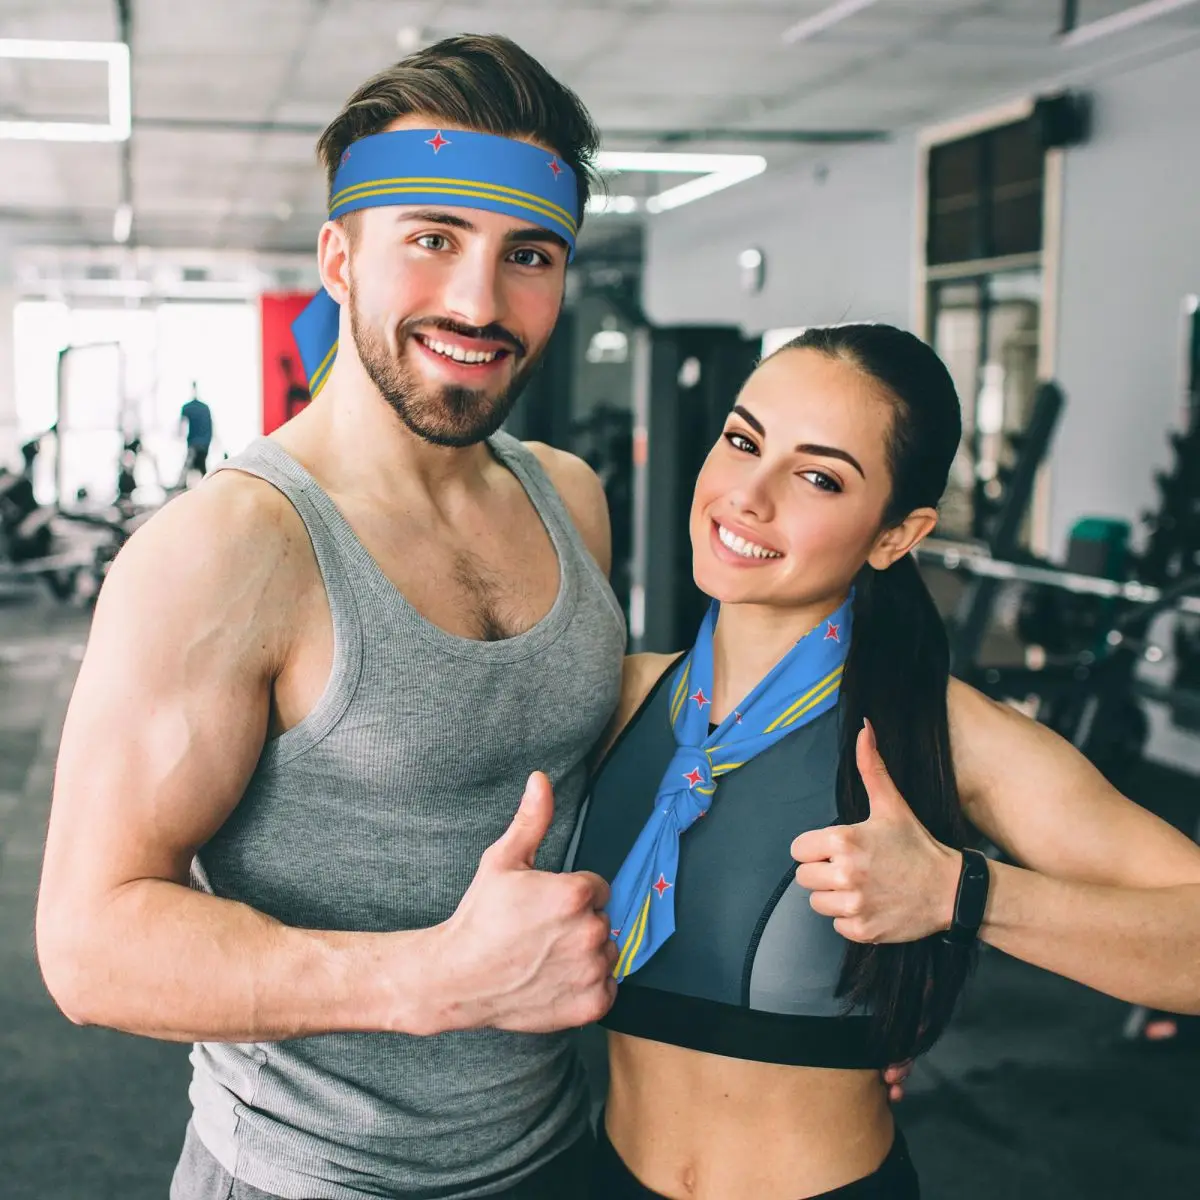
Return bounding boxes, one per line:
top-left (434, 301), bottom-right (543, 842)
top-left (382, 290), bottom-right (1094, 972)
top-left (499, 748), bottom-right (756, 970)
top-left (792, 681), bottom-right (1200, 1014)
top-left (950, 679), bottom-right (1200, 1014)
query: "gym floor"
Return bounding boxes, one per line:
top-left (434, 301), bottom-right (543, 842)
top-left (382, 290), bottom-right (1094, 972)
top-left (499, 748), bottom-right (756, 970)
top-left (1, 591), bottom-right (1196, 1200)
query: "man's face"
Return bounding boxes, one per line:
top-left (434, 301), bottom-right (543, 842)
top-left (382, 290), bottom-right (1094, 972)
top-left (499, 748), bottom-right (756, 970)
top-left (325, 117), bottom-right (570, 447)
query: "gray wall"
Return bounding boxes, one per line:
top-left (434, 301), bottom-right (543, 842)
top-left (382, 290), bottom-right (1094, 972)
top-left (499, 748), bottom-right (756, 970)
top-left (642, 137), bottom-right (917, 336)
top-left (1051, 44), bottom-right (1200, 556)
top-left (639, 44), bottom-right (1200, 562)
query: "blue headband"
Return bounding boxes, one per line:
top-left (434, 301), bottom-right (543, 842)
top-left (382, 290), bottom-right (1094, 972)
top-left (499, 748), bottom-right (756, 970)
top-left (291, 128), bottom-right (580, 396)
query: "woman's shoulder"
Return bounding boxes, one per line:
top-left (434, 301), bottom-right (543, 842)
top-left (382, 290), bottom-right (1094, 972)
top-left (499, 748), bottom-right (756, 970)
top-left (592, 652), bottom-right (681, 766)
top-left (623, 652), bottom-right (682, 703)
top-left (624, 651), bottom-right (687, 716)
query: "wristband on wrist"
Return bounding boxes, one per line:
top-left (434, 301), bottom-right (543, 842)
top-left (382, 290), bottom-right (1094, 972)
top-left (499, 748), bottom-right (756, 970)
top-left (942, 847), bottom-right (990, 947)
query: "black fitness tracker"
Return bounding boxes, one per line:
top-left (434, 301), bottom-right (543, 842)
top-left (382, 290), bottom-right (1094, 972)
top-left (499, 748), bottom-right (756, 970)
top-left (942, 847), bottom-right (990, 947)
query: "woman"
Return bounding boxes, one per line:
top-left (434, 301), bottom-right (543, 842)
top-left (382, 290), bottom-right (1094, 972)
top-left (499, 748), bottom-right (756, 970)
top-left (570, 324), bottom-right (1200, 1199)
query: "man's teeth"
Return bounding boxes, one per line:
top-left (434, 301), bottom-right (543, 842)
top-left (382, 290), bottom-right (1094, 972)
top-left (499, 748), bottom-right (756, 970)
top-left (717, 524), bottom-right (781, 560)
top-left (420, 337), bottom-right (500, 364)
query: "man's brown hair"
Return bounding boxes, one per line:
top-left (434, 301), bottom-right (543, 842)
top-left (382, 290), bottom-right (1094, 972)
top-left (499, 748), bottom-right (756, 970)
top-left (316, 34), bottom-right (601, 226)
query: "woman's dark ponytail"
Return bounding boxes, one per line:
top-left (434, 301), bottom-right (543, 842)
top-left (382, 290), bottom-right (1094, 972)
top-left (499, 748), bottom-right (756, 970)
top-left (836, 555), bottom-right (975, 1062)
top-left (775, 323), bottom-right (975, 1063)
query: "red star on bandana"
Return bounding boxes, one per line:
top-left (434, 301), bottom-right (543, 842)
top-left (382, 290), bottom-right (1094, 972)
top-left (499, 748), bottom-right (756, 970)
top-left (689, 687), bottom-right (709, 710)
top-left (426, 130), bottom-right (450, 153)
top-left (734, 710), bottom-right (743, 723)
top-left (611, 928), bottom-right (621, 939)
top-left (824, 622), bottom-right (841, 642)
top-left (652, 874), bottom-right (672, 898)
top-left (683, 766), bottom-right (704, 789)
top-left (547, 157), bottom-right (563, 178)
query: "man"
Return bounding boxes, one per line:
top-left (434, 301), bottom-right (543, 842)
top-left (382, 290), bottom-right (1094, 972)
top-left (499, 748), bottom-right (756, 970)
top-left (179, 382), bottom-right (214, 482)
top-left (37, 35), bottom-right (626, 1200)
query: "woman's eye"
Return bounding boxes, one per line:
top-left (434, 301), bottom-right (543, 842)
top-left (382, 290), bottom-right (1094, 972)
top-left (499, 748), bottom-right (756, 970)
top-left (416, 234), bottom-right (449, 251)
top-left (802, 470), bottom-right (842, 494)
top-left (724, 431), bottom-right (757, 454)
top-left (510, 247), bottom-right (549, 267)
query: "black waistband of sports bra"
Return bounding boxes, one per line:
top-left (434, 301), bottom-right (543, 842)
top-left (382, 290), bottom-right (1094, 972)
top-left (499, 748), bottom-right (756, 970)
top-left (600, 984), bottom-right (885, 1069)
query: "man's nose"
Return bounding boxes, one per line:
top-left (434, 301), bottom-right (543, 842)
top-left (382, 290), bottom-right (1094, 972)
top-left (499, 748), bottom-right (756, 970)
top-left (439, 249), bottom-right (506, 333)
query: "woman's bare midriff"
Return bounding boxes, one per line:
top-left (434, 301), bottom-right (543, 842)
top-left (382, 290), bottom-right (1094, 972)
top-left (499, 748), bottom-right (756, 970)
top-left (605, 1031), bottom-right (895, 1200)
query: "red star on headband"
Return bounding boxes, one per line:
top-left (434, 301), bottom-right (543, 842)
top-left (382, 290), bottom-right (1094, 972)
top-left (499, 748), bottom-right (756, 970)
top-left (689, 687), bottom-right (709, 710)
top-left (426, 130), bottom-right (450, 153)
top-left (824, 622), bottom-right (841, 642)
top-left (652, 874), bottom-right (673, 898)
top-left (340, 148), bottom-right (351, 166)
top-left (547, 157), bottom-right (563, 178)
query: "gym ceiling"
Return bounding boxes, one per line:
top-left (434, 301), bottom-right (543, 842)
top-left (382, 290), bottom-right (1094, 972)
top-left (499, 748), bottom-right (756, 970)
top-left (1, 0), bottom-right (1199, 257)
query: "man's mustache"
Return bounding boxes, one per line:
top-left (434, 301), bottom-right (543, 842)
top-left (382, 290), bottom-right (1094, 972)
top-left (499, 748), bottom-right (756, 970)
top-left (403, 317), bottom-right (526, 357)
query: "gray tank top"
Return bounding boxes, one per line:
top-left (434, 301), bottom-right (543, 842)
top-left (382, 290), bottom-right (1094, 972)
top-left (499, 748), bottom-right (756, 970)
top-left (187, 433), bottom-right (626, 1199)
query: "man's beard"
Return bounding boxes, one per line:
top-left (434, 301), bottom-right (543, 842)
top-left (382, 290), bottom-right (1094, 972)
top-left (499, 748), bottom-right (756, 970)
top-left (349, 287), bottom-right (540, 448)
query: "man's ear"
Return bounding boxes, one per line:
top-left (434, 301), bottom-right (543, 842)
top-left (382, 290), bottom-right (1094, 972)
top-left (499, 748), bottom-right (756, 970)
top-left (867, 507), bottom-right (938, 571)
top-left (317, 219), bottom-right (353, 306)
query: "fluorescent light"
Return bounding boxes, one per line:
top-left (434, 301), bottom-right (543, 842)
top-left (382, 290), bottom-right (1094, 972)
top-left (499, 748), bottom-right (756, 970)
top-left (0, 38), bottom-right (131, 142)
top-left (0, 38), bottom-right (122, 61)
top-left (1061, 0), bottom-right (1200, 48)
top-left (112, 203), bottom-right (133, 244)
top-left (781, 0), bottom-right (880, 46)
top-left (644, 157), bottom-right (765, 213)
top-left (598, 151), bottom-right (760, 174)
top-left (586, 194), bottom-right (640, 215)
top-left (595, 151), bottom-right (767, 215)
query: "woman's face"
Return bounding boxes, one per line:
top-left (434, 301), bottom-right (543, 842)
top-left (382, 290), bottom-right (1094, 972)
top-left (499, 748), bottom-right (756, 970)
top-left (690, 347), bottom-right (907, 609)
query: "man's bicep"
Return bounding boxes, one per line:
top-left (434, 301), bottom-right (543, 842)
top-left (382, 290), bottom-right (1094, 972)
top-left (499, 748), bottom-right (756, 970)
top-left (44, 505), bottom-right (277, 905)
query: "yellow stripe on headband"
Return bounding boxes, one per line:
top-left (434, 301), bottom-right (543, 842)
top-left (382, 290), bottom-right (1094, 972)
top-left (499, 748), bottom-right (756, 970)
top-left (331, 174), bottom-right (578, 229)
top-left (331, 184), bottom-right (577, 235)
top-left (328, 178), bottom-right (576, 232)
top-left (764, 665), bottom-right (845, 734)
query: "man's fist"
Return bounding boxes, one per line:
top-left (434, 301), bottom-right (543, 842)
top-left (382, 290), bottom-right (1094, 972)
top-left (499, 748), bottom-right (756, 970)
top-left (436, 772), bottom-right (619, 1033)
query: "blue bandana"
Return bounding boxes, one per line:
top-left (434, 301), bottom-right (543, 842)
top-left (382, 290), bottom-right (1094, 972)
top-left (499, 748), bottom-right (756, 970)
top-left (608, 596), bottom-right (854, 981)
top-left (291, 128), bottom-right (580, 397)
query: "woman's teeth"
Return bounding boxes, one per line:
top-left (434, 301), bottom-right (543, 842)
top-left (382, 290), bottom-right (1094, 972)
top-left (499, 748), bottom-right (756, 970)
top-left (418, 336), bottom-right (500, 364)
top-left (717, 523), bottom-right (781, 560)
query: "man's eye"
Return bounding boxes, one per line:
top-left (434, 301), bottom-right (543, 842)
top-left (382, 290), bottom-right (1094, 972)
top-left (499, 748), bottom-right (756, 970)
top-left (416, 234), bottom-right (449, 251)
top-left (510, 248), bottom-right (549, 267)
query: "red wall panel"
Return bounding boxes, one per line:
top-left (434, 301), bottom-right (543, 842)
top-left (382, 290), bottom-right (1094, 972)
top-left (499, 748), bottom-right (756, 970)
top-left (260, 292), bottom-right (316, 434)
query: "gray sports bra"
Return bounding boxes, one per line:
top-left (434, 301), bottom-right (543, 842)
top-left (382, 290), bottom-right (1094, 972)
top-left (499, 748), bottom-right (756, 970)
top-left (571, 655), bottom-right (882, 1069)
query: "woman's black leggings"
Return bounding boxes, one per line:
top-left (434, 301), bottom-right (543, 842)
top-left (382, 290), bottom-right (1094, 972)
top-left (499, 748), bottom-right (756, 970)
top-left (589, 1116), bottom-right (921, 1199)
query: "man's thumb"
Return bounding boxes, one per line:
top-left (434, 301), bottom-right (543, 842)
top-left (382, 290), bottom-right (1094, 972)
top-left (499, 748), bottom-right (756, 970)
top-left (490, 771), bottom-right (555, 868)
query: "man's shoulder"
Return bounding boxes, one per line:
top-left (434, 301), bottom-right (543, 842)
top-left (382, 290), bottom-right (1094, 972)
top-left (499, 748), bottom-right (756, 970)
top-left (522, 441), bottom-right (599, 498)
top-left (521, 441), bottom-right (611, 573)
top-left (123, 469), bottom-right (313, 593)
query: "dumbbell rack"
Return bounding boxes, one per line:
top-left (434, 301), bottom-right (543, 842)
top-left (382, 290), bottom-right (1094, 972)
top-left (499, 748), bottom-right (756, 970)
top-left (918, 539), bottom-right (1200, 778)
